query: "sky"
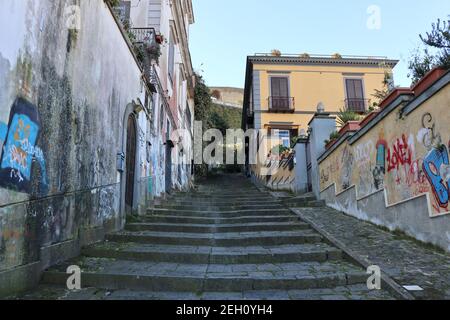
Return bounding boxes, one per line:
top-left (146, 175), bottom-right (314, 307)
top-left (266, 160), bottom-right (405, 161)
top-left (189, 0), bottom-right (449, 88)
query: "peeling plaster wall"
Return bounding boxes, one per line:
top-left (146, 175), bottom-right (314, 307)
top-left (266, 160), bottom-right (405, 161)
top-left (0, 0), bottom-right (154, 296)
top-left (318, 78), bottom-right (450, 252)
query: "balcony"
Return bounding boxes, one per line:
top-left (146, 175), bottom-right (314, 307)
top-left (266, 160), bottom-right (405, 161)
top-left (128, 28), bottom-right (161, 83)
top-left (268, 97), bottom-right (295, 113)
top-left (130, 28), bottom-right (157, 46)
top-left (345, 98), bottom-right (369, 113)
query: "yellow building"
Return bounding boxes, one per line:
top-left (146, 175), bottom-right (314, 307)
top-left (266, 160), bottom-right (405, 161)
top-left (242, 53), bottom-right (399, 140)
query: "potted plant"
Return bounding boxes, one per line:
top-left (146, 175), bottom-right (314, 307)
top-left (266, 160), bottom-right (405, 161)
top-left (324, 131), bottom-right (340, 149)
top-left (332, 53), bottom-right (342, 59)
top-left (271, 49), bottom-right (282, 57)
top-left (336, 108), bottom-right (361, 127)
top-left (155, 34), bottom-right (164, 44)
top-left (145, 42), bottom-right (162, 63)
top-left (299, 53), bottom-right (310, 58)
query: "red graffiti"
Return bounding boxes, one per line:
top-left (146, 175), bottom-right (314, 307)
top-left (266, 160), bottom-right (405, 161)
top-left (387, 134), bottom-right (413, 172)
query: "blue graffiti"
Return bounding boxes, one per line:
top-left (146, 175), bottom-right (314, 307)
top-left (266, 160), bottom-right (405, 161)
top-left (0, 122), bottom-right (7, 145)
top-left (1, 113), bottom-right (39, 180)
top-left (423, 145), bottom-right (450, 208)
top-left (0, 97), bottom-right (48, 194)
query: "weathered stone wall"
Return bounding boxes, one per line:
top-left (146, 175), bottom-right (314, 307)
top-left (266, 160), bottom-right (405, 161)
top-left (0, 0), bottom-right (152, 295)
top-left (318, 71), bottom-right (450, 252)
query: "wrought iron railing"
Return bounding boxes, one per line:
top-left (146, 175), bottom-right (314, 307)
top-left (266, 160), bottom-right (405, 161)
top-left (268, 97), bottom-right (295, 112)
top-left (345, 98), bottom-right (369, 113)
top-left (130, 28), bottom-right (157, 45)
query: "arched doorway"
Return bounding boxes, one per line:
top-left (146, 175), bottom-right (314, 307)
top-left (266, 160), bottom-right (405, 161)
top-left (125, 114), bottom-right (137, 214)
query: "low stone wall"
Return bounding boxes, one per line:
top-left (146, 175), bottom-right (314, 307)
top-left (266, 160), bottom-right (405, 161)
top-left (318, 70), bottom-right (450, 252)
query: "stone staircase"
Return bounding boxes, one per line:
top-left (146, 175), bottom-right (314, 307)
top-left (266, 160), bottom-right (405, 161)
top-left (22, 174), bottom-right (394, 300)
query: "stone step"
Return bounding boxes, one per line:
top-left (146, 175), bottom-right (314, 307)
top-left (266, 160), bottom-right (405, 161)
top-left (41, 258), bottom-right (367, 292)
top-left (19, 284), bottom-right (395, 300)
top-left (125, 221), bottom-right (310, 233)
top-left (177, 193), bottom-right (272, 198)
top-left (162, 199), bottom-right (284, 206)
top-left (154, 204), bottom-right (286, 211)
top-left (82, 243), bottom-right (343, 264)
top-left (141, 215), bottom-right (302, 225)
top-left (147, 208), bottom-right (292, 217)
top-left (284, 200), bottom-right (326, 208)
top-left (105, 230), bottom-right (323, 246)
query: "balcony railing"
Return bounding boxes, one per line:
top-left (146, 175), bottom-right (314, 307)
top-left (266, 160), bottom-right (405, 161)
top-left (268, 97), bottom-right (295, 112)
top-left (130, 28), bottom-right (157, 45)
top-left (345, 98), bottom-right (369, 113)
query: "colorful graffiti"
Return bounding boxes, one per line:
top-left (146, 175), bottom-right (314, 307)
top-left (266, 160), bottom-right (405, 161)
top-left (0, 97), bottom-right (48, 194)
top-left (418, 113), bottom-right (450, 211)
top-left (319, 76), bottom-right (450, 219)
top-left (373, 133), bottom-right (387, 190)
top-left (387, 134), bottom-right (414, 173)
top-left (0, 122), bottom-right (7, 147)
top-left (385, 132), bottom-right (429, 200)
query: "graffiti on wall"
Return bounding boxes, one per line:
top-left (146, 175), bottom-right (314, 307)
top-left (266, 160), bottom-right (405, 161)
top-left (355, 140), bottom-right (376, 195)
top-left (387, 134), bottom-right (414, 173)
top-left (320, 108), bottom-right (450, 217)
top-left (340, 145), bottom-right (354, 190)
top-left (418, 113), bottom-right (450, 212)
top-left (373, 133), bottom-right (387, 190)
top-left (0, 97), bottom-right (48, 194)
top-left (385, 132), bottom-right (429, 201)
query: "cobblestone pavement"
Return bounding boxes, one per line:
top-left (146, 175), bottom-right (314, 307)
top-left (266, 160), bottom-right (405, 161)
top-left (14, 174), bottom-right (395, 300)
top-left (292, 207), bottom-right (450, 300)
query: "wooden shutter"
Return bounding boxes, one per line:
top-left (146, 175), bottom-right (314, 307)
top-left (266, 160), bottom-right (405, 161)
top-left (271, 77), bottom-right (288, 97)
top-left (345, 79), bottom-right (365, 111)
top-left (279, 78), bottom-right (288, 97)
top-left (346, 79), bottom-right (364, 99)
top-left (168, 33), bottom-right (175, 81)
top-left (271, 78), bottom-right (280, 97)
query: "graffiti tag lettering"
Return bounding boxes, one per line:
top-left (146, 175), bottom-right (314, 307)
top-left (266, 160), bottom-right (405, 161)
top-left (387, 134), bottom-right (413, 172)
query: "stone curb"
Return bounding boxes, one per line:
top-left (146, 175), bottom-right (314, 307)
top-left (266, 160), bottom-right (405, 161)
top-left (289, 208), bottom-right (415, 301)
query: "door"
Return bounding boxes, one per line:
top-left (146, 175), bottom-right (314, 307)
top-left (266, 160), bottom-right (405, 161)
top-left (125, 114), bottom-right (137, 211)
top-left (165, 143), bottom-right (172, 193)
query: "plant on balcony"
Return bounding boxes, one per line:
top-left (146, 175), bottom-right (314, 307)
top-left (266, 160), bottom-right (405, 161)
top-left (271, 49), bottom-right (282, 57)
top-left (336, 108), bottom-right (361, 127)
top-left (369, 63), bottom-right (396, 110)
top-left (155, 34), bottom-right (164, 44)
top-left (324, 131), bottom-right (340, 146)
top-left (299, 53), bottom-right (310, 58)
top-left (332, 53), bottom-right (343, 59)
top-left (269, 144), bottom-right (293, 161)
top-left (145, 42), bottom-right (162, 63)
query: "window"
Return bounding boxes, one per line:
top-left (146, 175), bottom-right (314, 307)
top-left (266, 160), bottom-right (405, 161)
top-left (168, 32), bottom-right (175, 83)
top-left (274, 129), bottom-right (290, 148)
top-left (345, 78), bottom-right (365, 112)
top-left (270, 77), bottom-right (291, 110)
